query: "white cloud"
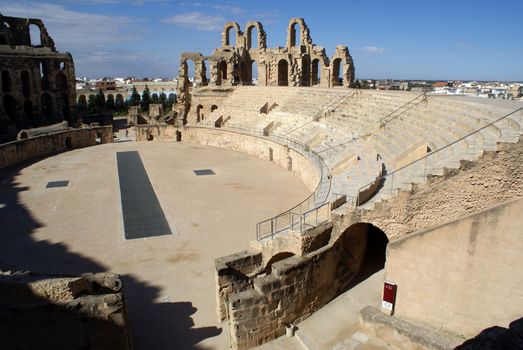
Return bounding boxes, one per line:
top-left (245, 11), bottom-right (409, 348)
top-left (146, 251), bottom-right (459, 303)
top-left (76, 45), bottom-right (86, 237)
top-left (0, 1), bottom-right (141, 52)
top-left (164, 11), bottom-right (225, 31)
top-left (363, 46), bottom-right (386, 54)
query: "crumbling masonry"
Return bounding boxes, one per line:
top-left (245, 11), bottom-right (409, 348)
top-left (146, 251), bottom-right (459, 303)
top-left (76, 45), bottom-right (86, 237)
top-left (177, 18), bottom-right (355, 104)
top-left (0, 13), bottom-right (76, 143)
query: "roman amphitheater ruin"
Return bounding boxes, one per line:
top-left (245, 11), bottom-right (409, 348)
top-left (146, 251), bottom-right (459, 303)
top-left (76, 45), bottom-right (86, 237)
top-left (1, 15), bottom-right (522, 350)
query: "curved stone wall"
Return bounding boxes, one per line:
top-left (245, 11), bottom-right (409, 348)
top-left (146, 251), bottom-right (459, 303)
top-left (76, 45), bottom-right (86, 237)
top-left (135, 124), bottom-right (321, 192)
top-left (0, 126), bottom-right (113, 170)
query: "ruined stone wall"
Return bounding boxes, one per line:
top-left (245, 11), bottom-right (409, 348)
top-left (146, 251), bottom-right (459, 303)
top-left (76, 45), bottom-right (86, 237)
top-left (135, 125), bottom-right (320, 191)
top-left (0, 14), bottom-right (77, 143)
top-left (177, 18), bottom-right (355, 95)
top-left (217, 222), bottom-right (369, 349)
top-left (385, 197), bottom-right (523, 338)
top-left (0, 270), bottom-right (131, 350)
top-left (340, 137), bottom-right (523, 242)
top-left (0, 126), bottom-right (112, 169)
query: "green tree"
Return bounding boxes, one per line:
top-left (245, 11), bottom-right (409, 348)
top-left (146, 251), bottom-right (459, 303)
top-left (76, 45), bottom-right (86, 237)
top-left (115, 94), bottom-right (125, 111)
top-left (87, 94), bottom-right (96, 113)
top-left (151, 93), bottom-right (159, 104)
top-left (77, 95), bottom-right (87, 111)
top-left (159, 92), bottom-right (167, 109)
top-left (106, 94), bottom-right (115, 109)
top-left (95, 89), bottom-right (105, 107)
top-left (130, 86), bottom-right (140, 106)
top-left (141, 84), bottom-right (151, 112)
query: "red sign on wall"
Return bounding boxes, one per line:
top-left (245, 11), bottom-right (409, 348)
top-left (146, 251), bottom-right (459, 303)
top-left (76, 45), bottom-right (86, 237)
top-left (382, 281), bottom-right (397, 313)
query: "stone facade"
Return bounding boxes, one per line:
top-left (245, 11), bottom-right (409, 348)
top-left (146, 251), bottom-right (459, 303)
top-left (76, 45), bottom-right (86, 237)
top-left (214, 136), bottom-right (523, 349)
top-left (176, 18), bottom-right (355, 123)
top-left (0, 13), bottom-right (77, 143)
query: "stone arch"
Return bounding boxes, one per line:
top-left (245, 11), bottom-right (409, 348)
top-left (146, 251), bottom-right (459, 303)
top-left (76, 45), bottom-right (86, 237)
top-left (2, 70), bottom-right (11, 92)
top-left (334, 223), bottom-right (389, 294)
top-left (196, 104), bottom-right (204, 122)
top-left (218, 60), bottom-right (227, 85)
top-left (60, 93), bottom-right (70, 122)
top-left (3, 95), bottom-right (18, 123)
top-left (40, 62), bottom-right (49, 90)
top-left (245, 21), bottom-right (266, 49)
top-left (264, 252), bottom-right (295, 274)
top-left (201, 59), bottom-right (210, 86)
top-left (312, 58), bottom-right (320, 86)
top-left (301, 54), bottom-right (311, 86)
top-left (55, 72), bottom-right (68, 90)
top-left (278, 59), bottom-right (288, 86)
top-left (24, 100), bottom-right (34, 122)
top-left (222, 22), bottom-right (241, 47)
top-left (41, 93), bottom-right (53, 120)
top-left (21, 71), bottom-right (31, 97)
top-left (332, 58), bottom-right (343, 86)
top-left (286, 18), bottom-right (312, 48)
top-left (29, 23), bottom-right (41, 46)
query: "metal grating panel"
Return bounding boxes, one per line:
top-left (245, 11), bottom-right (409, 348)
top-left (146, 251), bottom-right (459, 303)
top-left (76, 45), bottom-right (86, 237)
top-left (193, 169), bottom-right (215, 176)
top-left (46, 180), bottom-right (69, 188)
top-left (116, 151), bottom-right (172, 239)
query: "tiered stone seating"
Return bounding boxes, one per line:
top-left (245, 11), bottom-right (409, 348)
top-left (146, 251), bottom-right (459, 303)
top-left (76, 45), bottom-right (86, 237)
top-left (196, 86), bottom-right (523, 209)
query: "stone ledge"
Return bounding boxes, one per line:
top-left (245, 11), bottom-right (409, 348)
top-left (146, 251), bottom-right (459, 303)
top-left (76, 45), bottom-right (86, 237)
top-left (359, 306), bottom-right (463, 350)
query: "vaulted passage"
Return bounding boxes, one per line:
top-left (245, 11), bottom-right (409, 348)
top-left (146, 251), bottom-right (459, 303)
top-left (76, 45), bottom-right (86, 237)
top-left (278, 60), bottom-right (288, 86)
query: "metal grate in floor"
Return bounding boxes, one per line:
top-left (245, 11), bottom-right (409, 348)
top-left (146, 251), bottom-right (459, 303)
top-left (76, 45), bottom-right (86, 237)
top-left (46, 180), bottom-right (69, 188)
top-left (193, 169), bottom-right (215, 176)
top-left (116, 151), bottom-right (172, 240)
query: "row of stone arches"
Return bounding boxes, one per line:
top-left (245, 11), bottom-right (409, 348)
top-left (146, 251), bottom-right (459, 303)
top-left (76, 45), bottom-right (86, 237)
top-left (276, 57), bottom-right (347, 87)
top-left (2, 93), bottom-right (68, 129)
top-left (1, 68), bottom-right (68, 95)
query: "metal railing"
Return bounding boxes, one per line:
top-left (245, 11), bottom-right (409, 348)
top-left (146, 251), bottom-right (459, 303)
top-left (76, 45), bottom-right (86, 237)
top-left (355, 107), bottom-right (523, 207)
top-left (188, 123), bottom-right (333, 240)
top-left (283, 90), bottom-right (355, 137)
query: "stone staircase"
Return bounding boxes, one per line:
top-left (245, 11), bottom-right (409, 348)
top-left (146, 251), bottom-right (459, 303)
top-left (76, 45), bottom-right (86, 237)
top-left (195, 86), bottom-right (523, 234)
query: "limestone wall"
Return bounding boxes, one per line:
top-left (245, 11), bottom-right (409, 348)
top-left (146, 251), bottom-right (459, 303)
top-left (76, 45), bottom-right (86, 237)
top-left (385, 197), bottom-right (523, 338)
top-left (0, 126), bottom-right (113, 169)
top-left (135, 125), bottom-right (320, 192)
top-left (216, 222), bottom-right (370, 349)
top-left (0, 271), bottom-right (132, 350)
top-left (341, 137), bottom-right (523, 241)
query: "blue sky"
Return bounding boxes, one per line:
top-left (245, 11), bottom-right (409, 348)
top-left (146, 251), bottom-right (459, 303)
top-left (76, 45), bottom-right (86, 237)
top-left (1, 0), bottom-right (522, 81)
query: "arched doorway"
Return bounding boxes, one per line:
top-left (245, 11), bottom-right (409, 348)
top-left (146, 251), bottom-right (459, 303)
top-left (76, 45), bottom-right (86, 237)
top-left (29, 24), bottom-right (41, 46)
top-left (41, 93), bottom-right (53, 123)
top-left (332, 58), bottom-right (344, 87)
top-left (289, 22), bottom-right (300, 47)
top-left (218, 61), bottom-right (227, 85)
top-left (335, 223), bottom-right (388, 294)
top-left (265, 252), bottom-right (295, 274)
top-left (278, 59), bottom-right (288, 86)
top-left (196, 104), bottom-right (204, 122)
top-left (301, 55), bottom-right (311, 87)
top-left (312, 59), bottom-right (320, 86)
top-left (21, 71), bottom-right (31, 97)
top-left (2, 70), bottom-right (11, 92)
top-left (56, 72), bottom-right (68, 90)
top-left (4, 95), bottom-right (18, 126)
top-left (247, 26), bottom-right (258, 49)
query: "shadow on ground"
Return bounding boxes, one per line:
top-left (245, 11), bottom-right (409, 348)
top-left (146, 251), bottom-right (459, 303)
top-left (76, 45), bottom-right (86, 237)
top-left (0, 158), bottom-right (220, 349)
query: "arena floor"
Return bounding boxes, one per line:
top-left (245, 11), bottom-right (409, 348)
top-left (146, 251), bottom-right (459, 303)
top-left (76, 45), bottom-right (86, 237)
top-left (0, 141), bottom-right (310, 349)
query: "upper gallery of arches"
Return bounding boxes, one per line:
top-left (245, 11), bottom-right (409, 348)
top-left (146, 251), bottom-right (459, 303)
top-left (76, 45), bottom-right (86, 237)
top-left (0, 12), bottom-right (56, 50)
top-left (178, 17), bottom-right (355, 89)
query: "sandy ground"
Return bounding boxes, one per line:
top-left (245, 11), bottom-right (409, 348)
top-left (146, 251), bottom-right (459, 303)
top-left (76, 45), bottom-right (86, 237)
top-left (0, 140), bottom-right (309, 349)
